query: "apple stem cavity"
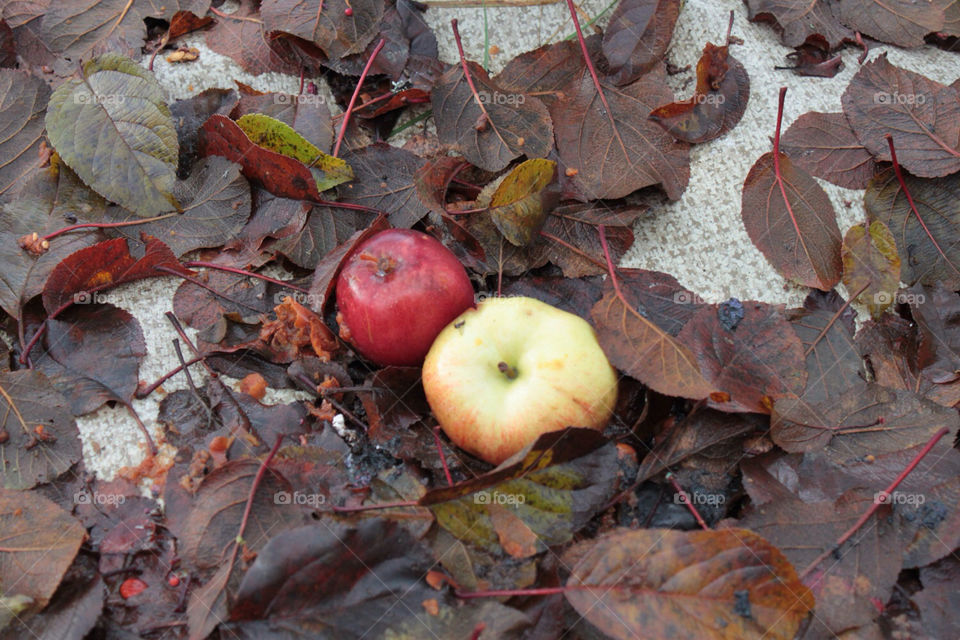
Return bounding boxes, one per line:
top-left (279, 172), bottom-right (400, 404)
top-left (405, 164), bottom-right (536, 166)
top-left (332, 38), bottom-right (386, 158)
top-left (497, 361), bottom-right (519, 379)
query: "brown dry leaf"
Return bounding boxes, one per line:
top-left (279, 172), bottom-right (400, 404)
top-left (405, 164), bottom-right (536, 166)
top-left (602, 0), bottom-right (681, 85)
top-left (551, 64), bottom-right (690, 200)
top-left (677, 301), bottom-right (807, 413)
top-left (841, 220), bottom-right (901, 319)
top-left (260, 0), bottom-right (383, 60)
top-left (590, 276), bottom-right (714, 400)
top-left (864, 166), bottom-right (960, 289)
top-left (771, 384), bottom-right (958, 454)
top-left (778, 111), bottom-right (879, 190)
top-left (0, 488), bottom-right (86, 613)
top-left (741, 150), bottom-right (842, 290)
top-left (563, 527), bottom-right (813, 640)
top-left (837, 0), bottom-right (945, 48)
top-left (842, 54), bottom-right (960, 178)
top-left (744, 0), bottom-right (852, 49)
top-left (649, 41), bottom-right (750, 144)
top-left (432, 60), bottom-right (553, 172)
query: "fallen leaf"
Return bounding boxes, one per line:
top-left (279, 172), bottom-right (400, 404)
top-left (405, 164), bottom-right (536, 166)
top-left (488, 158), bottom-right (558, 246)
top-left (45, 53), bottom-right (180, 217)
top-left (602, 0), bottom-right (681, 85)
top-left (0, 69), bottom-right (49, 197)
top-left (649, 40), bottom-right (750, 144)
top-left (0, 487), bottom-right (86, 613)
top-left (563, 527), bottom-right (813, 640)
top-left (841, 220), bottom-right (901, 318)
top-left (837, 0), bottom-right (945, 48)
top-left (41, 234), bottom-right (193, 314)
top-left (260, 0), bottom-right (384, 60)
top-left (778, 111), bottom-right (879, 189)
top-left (337, 142), bottom-right (429, 228)
top-left (204, 2), bottom-right (298, 76)
top-left (432, 60), bottom-right (553, 172)
top-left (552, 64), bottom-right (690, 200)
top-left (741, 149), bottom-right (842, 290)
top-left (841, 54), bottom-right (960, 178)
top-left (744, 0), bottom-right (852, 49)
top-left (677, 300), bottom-right (807, 413)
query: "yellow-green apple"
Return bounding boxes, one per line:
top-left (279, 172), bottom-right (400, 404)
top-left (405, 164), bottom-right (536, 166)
top-left (336, 229), bottom-right (475, 366)
top-left (422, 296), bottom-right (618, 464)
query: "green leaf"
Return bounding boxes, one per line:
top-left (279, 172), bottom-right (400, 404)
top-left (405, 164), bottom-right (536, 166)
top-left (44, 53), bottom-right (179, 217)
top-left (236, 113), bottom-right (353, 192)
top-left (420, 428), bottom-right (620, 553)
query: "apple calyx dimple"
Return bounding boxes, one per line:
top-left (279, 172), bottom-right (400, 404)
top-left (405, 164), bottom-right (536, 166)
top-left (497, 361), bottom-right (519, 379)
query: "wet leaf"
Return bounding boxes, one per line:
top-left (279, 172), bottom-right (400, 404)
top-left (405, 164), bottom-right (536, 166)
top-left (273, 203), bottom-right (375, 270)
top-left (539, 203), bottom-right (645, 278)
top-left (204, 2), bottom-right (298, 76)
top-left (864, 166), bottom-right (960, 288)
top-left (837, 0), bottom-right (945, 48)
top-left (200, 114), bottom-right (324, 201)
top-left (170, 87), bottom-right (238, 177)
top-left (736, 490), bottom-right (901, 637)
top-left (778, 111), bottom-right (879, 190)
top-left (911, 282), bottom-right (960, 385)
top-left (33, 304), bottom-right (146, 415)
top-left (0, 488), bottom-right (86, 612)
top-left (677, 300), bottom-right (806, 413)
top-left (602, 0), bottom-right (681, 85)
top-left (841, 220), bottom-right (901, 319)
top-left (338, 142), bottom-right (429, 228)
top-left (787, 290), bottom-right (864, 406)
top-left (552, 65), bottom-right (690, 200)
top-left (744, 0), bottom-right (852, 48)
top-left (741, 150), bottom-right (842, 290)
top-left (261, 0), bottom-right (384, 60)
top-left (105, 156), bottom-right (251, 257)
top-left (420, 428), bottom-right (620, 554)
top-left (649, 41), bottom-right (750, 144)
top-left (488, 158), bottom-right (558, 246)
top-left (0, 370), bottom-right (79, 489)
top-left (563, 528), bottom-right (813, 640)
top-left (432, 60), bottom-right (553, 172)
top-left (841, 54), bottom-right (960, 178)
top-left (495, 38), bottom-right (591, 109)
top-left (915, 556), bottom-right (960, 637)
top-left (236, 113), bottom-right (352, 192)
top-left (41, 234), bottom-right (192, 314)
top-left (0, 69), bottom-right (49, 197)
top-left (45, 53), bottom-right (179, 217)
top-left (0, 168), bottom-right (104, 319)
top-left (771, 384), bottom-right (958, 453)
top-left (591, 274), bottom-right (713, 399)
top-left (232, 84), bottom-right (334, 154)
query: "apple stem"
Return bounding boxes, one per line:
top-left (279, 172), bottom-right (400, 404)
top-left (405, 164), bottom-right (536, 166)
top-left (665, 472), bottom-right (709, 530)
top-left (331, 38), bottom-right (385, 158)
top-left (799, 426), bottom-right (949, 581)
top-left (497, 361), bottom-right (518, 379)
top-left (432, 426), bottom-right (454, 486)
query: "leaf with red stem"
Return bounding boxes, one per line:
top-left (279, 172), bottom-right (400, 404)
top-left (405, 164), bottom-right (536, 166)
top-left (778, 111), bottom-right (879, 190)
top-left (842, 54), bottom-right (960, 178)
top-left (741, 87), bottom-right (842, 290)
top-left (590, 227), bottom-right (713, 400)
top-left (864, 153), bottom-right (960, 289)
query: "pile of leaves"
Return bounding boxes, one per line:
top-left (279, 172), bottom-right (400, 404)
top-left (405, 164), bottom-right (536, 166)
top-left (1, 0), bottom-right (959, 638)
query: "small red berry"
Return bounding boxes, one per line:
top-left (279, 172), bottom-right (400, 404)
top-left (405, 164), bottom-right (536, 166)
top-left (119, 578), bottom-right (148, 599)
top-left (168, 574), bottom-right (181, 587)
top-left (344, 7), bottom-right (353, 15)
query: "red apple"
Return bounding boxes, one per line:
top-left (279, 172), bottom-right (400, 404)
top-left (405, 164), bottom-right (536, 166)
top-left (422, 296), bottom-right (618, 464)
top-left (335, 229), bottom-right (475, 366)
